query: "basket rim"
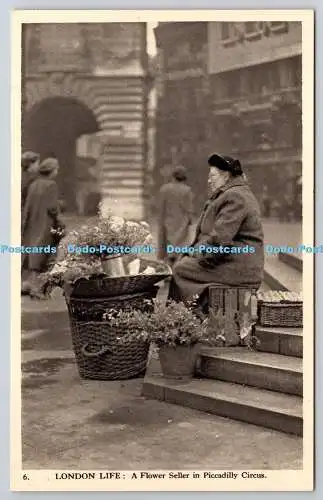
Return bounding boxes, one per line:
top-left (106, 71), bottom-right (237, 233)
top-left (260, 302), bottom-right (303, 307)
top-left (67, 290), bottom-right (155, 303)
top-left (209, 284), bottom-right (259, 289)
top-left (71, 270), bottom-right (172, 285)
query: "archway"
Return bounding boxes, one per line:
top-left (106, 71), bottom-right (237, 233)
top-left (22, 96), bottom-right (100, 212)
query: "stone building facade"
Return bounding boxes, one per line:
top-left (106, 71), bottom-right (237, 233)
top-left (22, 23), bottom-right (149, 219)
top-left (154, 21), bottom-right (302, 220)
top-left (154, 22), bottom-right (210, 214)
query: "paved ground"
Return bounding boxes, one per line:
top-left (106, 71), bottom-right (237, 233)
top-left (20, 216), bottom-right (303, 470)
top-left (21, 303), bottom-right (302, 470)
top-left (21, 348), bottom-right (302, 470)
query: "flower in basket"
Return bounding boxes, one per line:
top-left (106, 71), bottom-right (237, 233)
top-left (41, 214), bottom-right (155, 292)
top-left (122, 220), bottom-right (152, 247)
top-left (102, 308), bottom-right (152, 345)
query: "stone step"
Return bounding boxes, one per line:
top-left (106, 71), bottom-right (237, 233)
top-left (142, 359), bottom-right (303, 436)
top-left (21, 293), bottom-right (69, 332)
top-left (255, 325), bottom-right (303, 358)
top-left (21, 326), bottom-right (73, 351)
top-left (196, 347), bottom-right (302, 396)
top-left (278, 252), bottom-right (303, 272)
top-left (264, 256), bottom-right (302, 292)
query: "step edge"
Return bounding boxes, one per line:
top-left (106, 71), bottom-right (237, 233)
top-left (198, 352), bottom-right (303, 373)
top-left (143, 376), bottom-right (303, 418)
top-left (255, 326), bottom-right (303, 336)
top-left (279, 252), bottom-right (303, 272)
top-left (265, 257), bottom-right (302, 277)
top-left (263, 269), bottom-right (293, 292)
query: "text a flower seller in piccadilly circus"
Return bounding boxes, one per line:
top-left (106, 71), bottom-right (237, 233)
top-left (171, 153), bottom-right (265, 307)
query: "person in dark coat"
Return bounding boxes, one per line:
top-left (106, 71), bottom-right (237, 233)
top-left (21, 151), bottom-right (40, 214)
top-left (172, 153), bottom-right (264, 302)
top-left (157, 165), bottom-right (195, 264)
top-left (21, 156), bottom-right (63, 296)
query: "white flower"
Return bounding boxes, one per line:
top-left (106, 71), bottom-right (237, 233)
top-left (49, 262), bottom-right (68, 275)
top-left (109, 216), bottom-right (125, 231)
top-left (125, 221), bottom-right (140, 229)
top-left (143, 234), bottom-right (153, 245)
top-left (140, 221), bottom-right (150, 229)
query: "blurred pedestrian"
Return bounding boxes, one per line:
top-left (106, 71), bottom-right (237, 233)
top-left (157, 165), bottom-right (195, 265)
top-left (21, 151), bottom-right (40, 215)
top-left (261, 185), bottom-right (271, 218)
top-left (21, 155), bottom-right (65, 297)
top-left (75, 157), bottom-right (98, 216)
top-left (21, 151), bottom-right (40, 285)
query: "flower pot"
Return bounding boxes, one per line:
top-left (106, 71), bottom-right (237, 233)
top-left (158, 344), bottom-right (199, 380)
top-left (102, 254), bottom-right (126, 277)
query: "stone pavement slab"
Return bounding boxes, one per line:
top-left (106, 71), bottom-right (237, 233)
top-left (21, 360), bottom-right (302, 470)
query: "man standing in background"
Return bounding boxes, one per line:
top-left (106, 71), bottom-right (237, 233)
top-left (157, 165), bottom-right (195, 265)
top-left (75, 156), bottom-right (99, 216)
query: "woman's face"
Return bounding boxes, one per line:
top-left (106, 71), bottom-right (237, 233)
top-left (207, 167), bottom-right (229, 195)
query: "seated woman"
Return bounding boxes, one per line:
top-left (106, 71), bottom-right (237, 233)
top-left (172, 153), bottom-right (264, 305)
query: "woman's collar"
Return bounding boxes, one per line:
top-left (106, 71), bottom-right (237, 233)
top-left (209, 176), bottom-right (247, 200)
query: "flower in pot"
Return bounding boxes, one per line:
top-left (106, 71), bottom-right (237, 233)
top-left (140, 299), bottom-right (213, 380)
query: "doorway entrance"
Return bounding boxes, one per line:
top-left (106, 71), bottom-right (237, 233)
top-left (22, 96), bottom-right (100, 212)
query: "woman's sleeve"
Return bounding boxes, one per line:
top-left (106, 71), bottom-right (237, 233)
top-left (206, 193), bottom-right (247, 246)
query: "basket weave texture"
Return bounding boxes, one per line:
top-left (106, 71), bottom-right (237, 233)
top-left (66, 291), bottom-right (155, 380)
top-left (257, 291), bottom-right (303, 328)
top-left (259, 303), bottom-right (303, 328)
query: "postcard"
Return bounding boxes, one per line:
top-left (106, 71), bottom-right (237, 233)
top-left (11, 9), bottom-right (314, 491)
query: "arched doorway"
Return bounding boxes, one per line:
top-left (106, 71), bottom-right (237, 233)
top-left (22, 96), bottom-right (100, 212)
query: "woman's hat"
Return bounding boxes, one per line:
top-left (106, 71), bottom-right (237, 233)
top-left (39, 157), bottom-right (59, 175)
top-left (21, 151), bottom-right (39, 170)
top-left (208, 153), bottom-right (243, 176)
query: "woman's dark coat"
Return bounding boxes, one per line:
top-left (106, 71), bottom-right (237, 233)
top-left (21, 170), bottom-right (37, 213)
top-left (21, 177), bottom-right (60, 272)
top-left (172, 176), bottom-right (264, 300)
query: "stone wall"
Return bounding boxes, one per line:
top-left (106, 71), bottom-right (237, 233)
top-left (153, 21), bottom-right (302, 221)
top-left (22, 23), bottom-right (149, 219)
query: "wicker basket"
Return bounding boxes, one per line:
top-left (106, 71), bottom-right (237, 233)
top-left (257, 291), bottom-right (303, 328)
top-left (258, 302), bottom-right (303, 328)
top-left (69, 320), bottom-right (150, 380)
top-left (69, 259), bottom-right (172, 298)
top-left (67, 291), bottom-right (154, 322)
top-left (66, 291), bottom-right (155, 380)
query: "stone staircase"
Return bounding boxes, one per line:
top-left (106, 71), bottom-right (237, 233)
top-left (142, 323), bottom-right (303, 436)
top-left (143, 244), bottom-right (303, 437)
